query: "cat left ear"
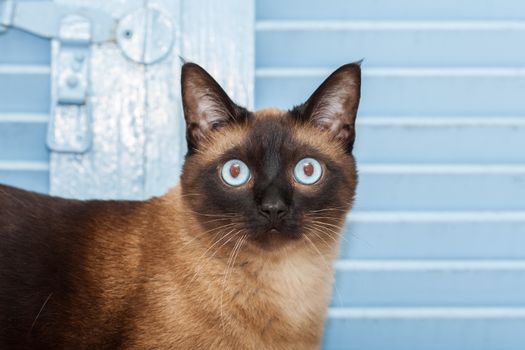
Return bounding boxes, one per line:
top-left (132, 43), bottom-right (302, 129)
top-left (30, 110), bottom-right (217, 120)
top-left (292, 62), bottom-right (361, 152)
top-left (181, 63), bottom-right (247, 153)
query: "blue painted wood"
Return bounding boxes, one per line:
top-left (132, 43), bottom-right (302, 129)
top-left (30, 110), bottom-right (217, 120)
top-left (0, 121), bottom-right (49, 161)
top-left (0, 73), bottom-right (50, 113)
top-left (256, 29), bottom-right (525, 68)
top-left (0, 2), bottom-right (51, 193)
top-left (354, 121), bottom-right (525, 163)
top-left (255, 74), bottom-right (525, 115)
top-left (0, 29), bottom-right (51, 64)
top-left (355, 171), bottom-right (525, 211)
top-left (331, 265), bottom-right (525, 307)
top-left (257, 0), bottom-right (525, 20)
top-left (0, 169), bottom-right (49, 193)
top-left (340, 218), bottom-right (525, 259)
top-left (323, 314), bottom-right (525, 350)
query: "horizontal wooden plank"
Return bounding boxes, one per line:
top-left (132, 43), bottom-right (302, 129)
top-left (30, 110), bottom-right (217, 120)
top-left (0, 72), bottom-right (50, 113)
top-left (0, 28), bottom-right (50, 64)
top-left (0, 118), bottom-right (49, 161)
top-left (256, 28), bottom-right (525, 68)
top-left (257, 0), bottom-right (525, 20)
top-left (354, 118), bottom-right (525, 163)
top-left (339, 212), bottom-right (525, 259)
top-left (355, 166), bottom-right (525, 210)
top-left (331, 261), bottom-right (525, 307)
top-left (0, 166), bottom-right (49, 194)
top-left (255, 72), bottom-right (525, 115)
top-left (323, 308), bottom-right (525, 350)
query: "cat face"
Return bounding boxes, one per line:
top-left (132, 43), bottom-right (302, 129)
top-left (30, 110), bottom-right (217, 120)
top-left (180, 63), bottom-right (360, 249)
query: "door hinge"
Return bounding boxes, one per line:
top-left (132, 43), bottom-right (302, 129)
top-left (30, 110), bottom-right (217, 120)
top-left (1, 0), bottom-right (175, 153)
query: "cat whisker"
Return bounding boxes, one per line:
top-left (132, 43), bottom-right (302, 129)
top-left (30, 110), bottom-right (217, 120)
top-left (302, 235), bottom-right (344, 307)
top-left (205, 229), bottom-right (244, 264)
top-left (307, 218), bottom-right (346, 231)
top-left (194, 225), bottom-right (238, 256)
top-left (308, 207), bottom-right (350, 214)
top-left (219, 240), bottom-right (238, 330)
top-left (178, 209), bottom-right (240, 218)
top-left (308, 222), bottom-right (343, 238)
top-left (307, 221), bottom-right (351, 245)
top-left (180, 212), bottom-right (239, 219)
top-left (306, 219), bottom-right (343, 232)
top-left (307, 214), bottom-right (348, 221)
top-left (312, 219), bottom-right (371, 249)
top-left (310, 219), bottom-right (373, 248)
top-left (305, 215), bottom-right (346, 223)
top-left (310, 220), bottom-right (346, 233)
top-left (178, 192), bottom-right (205, 198)
top-left (180, 222), bottom-right (240, 248)
top-left (28, 292), bottom-right (53, 335)
top-left (220, 234), bottom-right (247, 331)
top-left (304, 224), bottom-right (334, 250)
top-left (187, 227), bottom-right (240, 285)
top-left (190, 219), bottom-right (246, 243)
top-left (305, 212), bottom-right (345, 221)
top-left (304, 224), bottom-right (338, 245)
top-left (200, 217), bottom-right (243, 225)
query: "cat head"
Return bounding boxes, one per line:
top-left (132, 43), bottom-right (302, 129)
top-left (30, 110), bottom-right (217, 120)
top-left (180, 62), bottom-right (360, 250)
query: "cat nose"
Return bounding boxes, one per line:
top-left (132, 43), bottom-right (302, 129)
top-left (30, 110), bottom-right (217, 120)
top-left (259, 199), bottom-right (288, 223)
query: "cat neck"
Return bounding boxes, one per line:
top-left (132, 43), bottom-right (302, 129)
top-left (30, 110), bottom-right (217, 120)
top-left (153, 186), bottom-right (340, 347)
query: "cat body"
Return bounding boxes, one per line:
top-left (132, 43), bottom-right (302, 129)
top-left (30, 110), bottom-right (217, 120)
top-left (0, 62), bottom-right (361, 349)
top-left (0, 185), bottom-right (332, 349)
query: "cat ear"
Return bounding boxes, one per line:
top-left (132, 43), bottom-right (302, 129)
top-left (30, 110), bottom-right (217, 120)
top-left (293, 62), bottom-right (361, 152)
top-left (181, 63), bottom-right (247, 152)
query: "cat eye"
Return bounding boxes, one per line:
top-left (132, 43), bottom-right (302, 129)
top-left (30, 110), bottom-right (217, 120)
top-left (221, 159), bottom-right (251, 187)
top-left (293, 158), bottom-right (323, 185)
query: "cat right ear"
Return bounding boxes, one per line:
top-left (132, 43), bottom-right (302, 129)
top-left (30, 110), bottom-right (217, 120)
top-left (181, 63), bottom-right (247, 153)
top-left (291, 62), bottom-right (362, 153)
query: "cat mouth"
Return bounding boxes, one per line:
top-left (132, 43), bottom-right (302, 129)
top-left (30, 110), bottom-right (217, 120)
top-left (257, 225), bottom-right (302, 241)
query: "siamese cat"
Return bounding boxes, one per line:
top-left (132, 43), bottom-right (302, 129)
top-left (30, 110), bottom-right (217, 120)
top-left (0, 62), bottom-right (361, 349)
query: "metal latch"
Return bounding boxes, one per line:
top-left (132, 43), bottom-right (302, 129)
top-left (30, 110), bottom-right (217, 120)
top-left (1, 0), bottom-right (115, 152)
top-left (48, 14), bottom-right (93, 153)
top-left (1, 0), bottom-right (175, 152)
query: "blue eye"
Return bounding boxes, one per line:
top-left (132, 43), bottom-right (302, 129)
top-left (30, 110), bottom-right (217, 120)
top-left (221, 159), bottom-right (251, 186)
top-left (293, 158), bottom-right (323, 185)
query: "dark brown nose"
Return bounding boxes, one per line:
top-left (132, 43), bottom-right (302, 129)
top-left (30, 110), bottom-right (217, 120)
top-left (259, 197), bottom-right (288, 224)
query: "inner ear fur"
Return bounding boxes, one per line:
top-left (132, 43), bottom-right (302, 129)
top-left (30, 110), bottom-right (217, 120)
top-left (181, 62), bottom-right (248, 153)
top-left (291, 62), bottom-right (361, 152)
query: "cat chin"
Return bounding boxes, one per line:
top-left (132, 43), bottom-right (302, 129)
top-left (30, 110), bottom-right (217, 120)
top-left (247, 228), bottom-right (304, 251)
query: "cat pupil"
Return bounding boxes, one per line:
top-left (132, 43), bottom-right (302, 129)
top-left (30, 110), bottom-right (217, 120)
top-left (303, 162), bottom-right (314, 177)
top-left (230, 163), bottom-right (241, 178)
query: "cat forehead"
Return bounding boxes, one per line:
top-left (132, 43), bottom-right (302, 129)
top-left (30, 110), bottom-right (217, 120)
top-left (254, 108), bottom-right (287, 120)
top-left (197, 108), bottom-right (347, 162)
top-left (251, 109), bottom-right (347, 160)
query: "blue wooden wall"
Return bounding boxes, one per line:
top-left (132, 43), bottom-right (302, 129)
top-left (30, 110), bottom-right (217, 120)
top-left (0, 23), bottom-right (50, 193)
top-left (256, 0), bottom-right (525, 349)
